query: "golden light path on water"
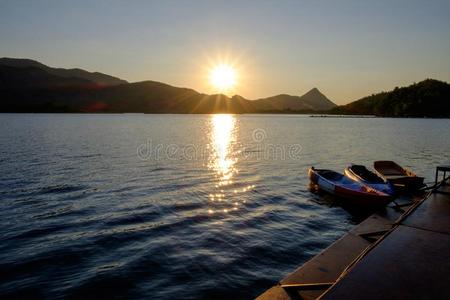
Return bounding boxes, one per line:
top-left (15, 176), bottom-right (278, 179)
top-left (211, 114), bottom-right (236, 183)
top-left (207, 114), bottom-right (255, 214)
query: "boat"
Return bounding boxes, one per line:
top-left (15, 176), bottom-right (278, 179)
top-left (308, 167), bottom-right (393, 206)
top-left (344, 164), bottom-right (396, 196)
top-left (374, 161), bottom-right (424, 189)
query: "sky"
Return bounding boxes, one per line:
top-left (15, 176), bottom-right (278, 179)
top-left (1, 0), bottom-right (449, 104)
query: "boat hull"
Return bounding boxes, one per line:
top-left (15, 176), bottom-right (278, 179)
top-left (374, 161), bottom-right (424, 190)
top-left (344, 165), bottom-right (396, 196)
top-left (309, 167), bottom-right (393, 206)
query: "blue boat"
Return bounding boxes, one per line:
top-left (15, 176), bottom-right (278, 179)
top-left (344, 164), bottom-right (396, 196)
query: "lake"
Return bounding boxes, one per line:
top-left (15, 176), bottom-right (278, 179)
top-left (0, 114), bottom-right (449, 299)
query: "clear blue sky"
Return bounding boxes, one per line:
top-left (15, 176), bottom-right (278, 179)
top-left (1, 0), bottom-right (449, 104)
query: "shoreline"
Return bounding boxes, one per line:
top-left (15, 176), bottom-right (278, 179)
top-left (0, 112), bottom-right (449, 119)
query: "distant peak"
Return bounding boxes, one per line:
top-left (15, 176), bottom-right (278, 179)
top-left (306, 87), bottom-right (321, 94)
top-left (299, 87), bottom-right (337, 109)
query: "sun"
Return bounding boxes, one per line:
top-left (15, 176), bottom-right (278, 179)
top-left (209, 64), bottom-right (237, 92)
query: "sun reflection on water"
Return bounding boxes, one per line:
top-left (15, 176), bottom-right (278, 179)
top-left (210, 114), bottom-right (237, 184)
top-left (207, 114), bottom-right (254, 215)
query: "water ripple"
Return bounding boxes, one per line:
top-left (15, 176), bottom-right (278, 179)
top-left (0, 114), bottom-right (449, 299)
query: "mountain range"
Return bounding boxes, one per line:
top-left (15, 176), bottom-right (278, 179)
top-left (0, 58), bottom-right (336, 113)
top-left (1, 58), bottom-right (449, 117)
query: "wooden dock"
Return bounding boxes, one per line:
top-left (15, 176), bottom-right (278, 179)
top-left (256, 184), bottom-right (450, 299)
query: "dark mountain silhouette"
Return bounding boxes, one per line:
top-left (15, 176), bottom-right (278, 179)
top-left (2, 58), bottom-right (448, 117)
top-left (0, 58), bottom-right (337, 113)
top-left (300, 88), bottom-right (337, 110)
top-left (332, 79), bottom-right (450, 117)
top-left (0, 65), bottom-right (92, 89)
top-left (0, 58), bottom-right (127, 86)
top-left (2, 58), bottom-right (448, 116)
top-left (0, 80), bottom-right (256, 113)
top-left (252, 87), bottom-right (336, 111)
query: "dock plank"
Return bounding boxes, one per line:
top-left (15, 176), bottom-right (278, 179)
top-left (256, 190), bottom-right (448, 300)
top-left (320, 225), bottom-right (450, 300)
top-left (402, 192), bottom-right (450, 234)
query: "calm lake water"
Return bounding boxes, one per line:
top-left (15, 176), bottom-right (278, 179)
top-left (1, 114), bottom-right (449, 299)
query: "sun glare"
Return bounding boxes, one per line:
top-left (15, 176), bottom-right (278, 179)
top-left (209, 64), bottom-right (237, 92)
